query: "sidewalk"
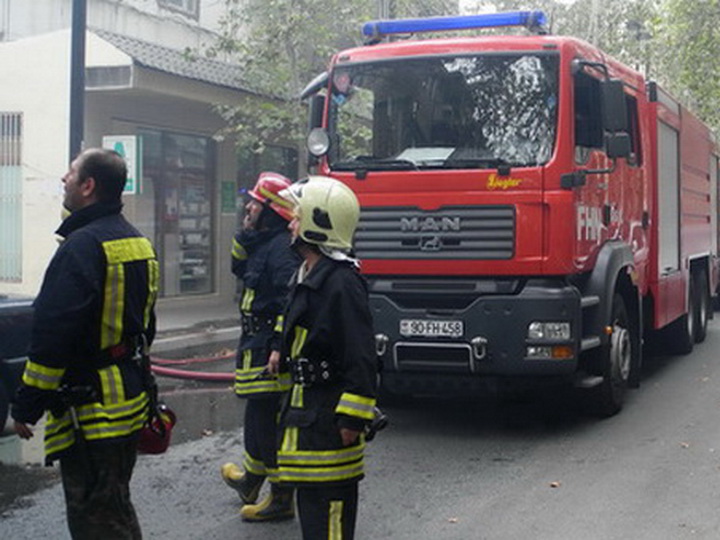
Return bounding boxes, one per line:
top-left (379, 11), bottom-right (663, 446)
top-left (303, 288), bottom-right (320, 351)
top-left (152, 295), bottom-right (240, 354)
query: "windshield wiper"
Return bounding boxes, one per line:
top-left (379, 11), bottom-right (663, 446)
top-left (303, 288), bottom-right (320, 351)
top-left (332, 158), bottom-right (418, 171)
top-left (442, 157), bottom-right (513, 169)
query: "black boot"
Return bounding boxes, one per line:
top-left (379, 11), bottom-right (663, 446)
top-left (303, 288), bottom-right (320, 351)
top-left (240, 484), bottom-right (295, 522)
top-left (220, 462), bottom-right (264, 504)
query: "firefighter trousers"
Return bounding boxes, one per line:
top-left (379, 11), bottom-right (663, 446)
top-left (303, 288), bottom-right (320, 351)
top-left (244, 395), bottom-right (281, 474)
top-left (59, 435), bottom-right (141, 540)
top-left (296, 483), bottom-right (359, 540)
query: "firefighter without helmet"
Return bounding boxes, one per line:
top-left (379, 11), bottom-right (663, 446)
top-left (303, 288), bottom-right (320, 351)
top-left (248, 172), bottom-right (294, 222)
top-left (281, 176), bottom-right (360, 251)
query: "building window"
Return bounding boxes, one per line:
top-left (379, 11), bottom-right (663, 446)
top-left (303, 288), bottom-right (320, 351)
top-left (236, 145), bottom-right (299, 226)
top-left (0, 112), bottom-right (22, 282)
top-left (137, 128), bottom-right (215, 297)
top-left (158, 0), bottom-right (199, 19)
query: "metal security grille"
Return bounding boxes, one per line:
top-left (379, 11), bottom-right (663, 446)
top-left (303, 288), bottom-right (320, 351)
top-left (0, 112), bottom-right (22, 282)
top-left (355, 205), bottom-right (515, 260)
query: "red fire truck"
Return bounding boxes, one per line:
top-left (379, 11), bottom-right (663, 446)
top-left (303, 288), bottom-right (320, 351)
top-left (301, 11), bottom-right (719, 416)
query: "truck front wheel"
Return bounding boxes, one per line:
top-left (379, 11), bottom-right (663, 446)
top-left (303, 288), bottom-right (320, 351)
top-left (589, 293), bottom-right (633, 417)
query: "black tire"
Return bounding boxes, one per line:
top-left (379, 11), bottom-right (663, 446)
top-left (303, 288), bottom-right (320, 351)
top-left (0, 382), bottom-right (8, 435)
top-left (694, 270), bottom-right (709, 344)
top-left (667, 278), bottom-right (696, 355)
top-left (589, 294), bottom-right (633, 418)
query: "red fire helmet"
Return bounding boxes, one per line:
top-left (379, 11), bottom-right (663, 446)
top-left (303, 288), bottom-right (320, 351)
top-left (137, 404), bottom-right (177, 455)
top-left (248, 172), bottom-right (294, 221)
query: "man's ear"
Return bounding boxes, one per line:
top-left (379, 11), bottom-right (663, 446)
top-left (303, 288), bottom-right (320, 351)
top-left (80, 176), bottom-right (97, 199)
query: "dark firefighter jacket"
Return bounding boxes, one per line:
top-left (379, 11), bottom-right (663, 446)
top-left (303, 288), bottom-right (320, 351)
top-left (11, 202), bottom-right (159, 463)
top-left (277, 256), bottom-right (377, 487)
top-left (231, 226), bottom-right (299, 397)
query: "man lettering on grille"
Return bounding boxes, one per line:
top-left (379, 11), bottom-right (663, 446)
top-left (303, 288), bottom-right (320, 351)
top-left (12, 148), bottom-right (159, 539)
top-left (277, 176), bottom-right (378, 539)
top-left (220, 172), bottom-right (301, 521)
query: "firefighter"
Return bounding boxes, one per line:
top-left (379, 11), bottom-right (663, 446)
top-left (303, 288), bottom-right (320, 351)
top-left (12, 148), bottom-right (159, 539)
top-left (220, 172), bottom-right (301, 521)
top-left (273, 176), bottom-right (378, 539)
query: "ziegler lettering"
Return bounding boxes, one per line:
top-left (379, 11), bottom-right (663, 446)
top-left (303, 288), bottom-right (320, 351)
top-left (487, 173), bottom-right (523, 190)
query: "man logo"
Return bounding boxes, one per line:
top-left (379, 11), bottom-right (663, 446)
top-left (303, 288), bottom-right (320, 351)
top-left (420, 236), bottom-right (442, 251)
top-left (400, 216), bottom-right (461, 232)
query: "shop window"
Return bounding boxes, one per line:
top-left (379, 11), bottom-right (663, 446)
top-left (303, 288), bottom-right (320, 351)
top-left (138, 129), bottom-right (214, 297)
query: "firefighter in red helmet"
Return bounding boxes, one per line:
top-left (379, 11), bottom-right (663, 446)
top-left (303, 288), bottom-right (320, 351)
top-left (221, 172), bottom-right (301, 521)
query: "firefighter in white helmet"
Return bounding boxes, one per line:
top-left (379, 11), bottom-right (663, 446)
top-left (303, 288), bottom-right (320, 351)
top-left (258, 176), bottom-right (378, 539)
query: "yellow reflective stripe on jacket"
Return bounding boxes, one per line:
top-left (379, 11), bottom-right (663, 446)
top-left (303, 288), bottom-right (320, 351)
top-left (240, 288), bottom-right (255, 312)
top-left (281, 426), bottom-right (299, 453)
top-left (274, 314), bottom-right (284, 333)
top-left (275, 461), bottom-right (364, 484)
top-left (144, 259), bottom-right (160, 329)
top-left (290, 385), bottom-right (304, 408)
top-left (231, 238), bottom-right (247, 261)
top-left (235, 361), bottom-right (291, 395)
top-left (44, 392), bottom-right (149, 456)
top-left (335, 393), bottom-right (376, 420)
top-left (101, 261), bottom-right (125, 348)
top-left (242, 450), bottom-right (267, 476)
top-left (98, 365), bottom-right (126, 404)
top-left (278, 442), bottom-right (365, 466)
top-left (103, 237), bottom-right (155, 264)
top-left (329, 501), bottom-right (343, 540)
top-left (101, 237), bottom-right (155, 349)
top-left (290, 326), bottom-right (308, 359)
top-left (21, 361), bottom-right (65, 390)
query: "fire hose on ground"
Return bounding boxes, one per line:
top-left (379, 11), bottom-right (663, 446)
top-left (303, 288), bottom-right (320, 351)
top-left (150, 350), bottom-right (235, 382)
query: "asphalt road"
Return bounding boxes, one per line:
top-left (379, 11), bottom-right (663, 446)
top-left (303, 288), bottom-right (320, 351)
top-left (3, 321), bottom-right (720, 539)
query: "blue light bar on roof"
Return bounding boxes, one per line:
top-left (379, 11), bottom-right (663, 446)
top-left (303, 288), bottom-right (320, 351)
top-left (362, 11), bottom-right (547, 41)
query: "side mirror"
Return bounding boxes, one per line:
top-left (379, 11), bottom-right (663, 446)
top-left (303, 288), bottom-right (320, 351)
top-left (600, 79), bottom-right (628, 133)
top-left (606, 132), bottom-right (631, 159)
top-left (308, 94), bottom-right (325, 131)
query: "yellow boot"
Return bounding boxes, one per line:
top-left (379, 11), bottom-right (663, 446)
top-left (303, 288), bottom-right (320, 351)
top-left (220, 462), bottom-right (264, 504)
top-left (240, 484), bottom-right (295, 522)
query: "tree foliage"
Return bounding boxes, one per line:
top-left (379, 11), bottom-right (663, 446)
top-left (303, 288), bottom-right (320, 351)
top-left (210, 0), bottom-right (456, 155)
top-left (211, 0), bottom-right (719, 153)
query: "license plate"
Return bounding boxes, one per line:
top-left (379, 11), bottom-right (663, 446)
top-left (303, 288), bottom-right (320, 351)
top-left (399, 319), bottom-right (463, 338)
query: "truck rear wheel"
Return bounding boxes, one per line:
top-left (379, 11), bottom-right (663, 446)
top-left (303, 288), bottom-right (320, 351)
top-left (589, 293), bottom-right (632, 417)
top-left (693, 269), bottom-right (709, 344)
top-left (667, 278), bottom-right (696, 355)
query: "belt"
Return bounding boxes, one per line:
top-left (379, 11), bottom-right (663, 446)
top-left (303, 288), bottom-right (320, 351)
top-left (289, 357), bottom-right (334, 387)
top-left (241, 313), bottom-right (275, 337)
top-left (95, 336), bottom-right (142, 366)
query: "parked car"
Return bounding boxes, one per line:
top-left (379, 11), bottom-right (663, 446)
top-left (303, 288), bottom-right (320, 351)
top-left (0, 295), bottom-right (33, 432)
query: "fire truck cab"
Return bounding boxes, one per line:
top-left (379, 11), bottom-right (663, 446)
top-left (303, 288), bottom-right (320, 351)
top-left (302, 11), bottom-right (719, 416)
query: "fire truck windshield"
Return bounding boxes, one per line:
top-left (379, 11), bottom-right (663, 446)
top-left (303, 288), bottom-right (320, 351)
top-left (327, 53), bottom-right (558, 171)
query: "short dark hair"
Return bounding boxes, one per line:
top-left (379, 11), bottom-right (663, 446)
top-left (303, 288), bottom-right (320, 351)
top-left (76, 148), bottom-right (127, 203)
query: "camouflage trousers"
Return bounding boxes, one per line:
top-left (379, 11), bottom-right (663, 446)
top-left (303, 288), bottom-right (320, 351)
top-left (59, 435), bottom-right (141, 540)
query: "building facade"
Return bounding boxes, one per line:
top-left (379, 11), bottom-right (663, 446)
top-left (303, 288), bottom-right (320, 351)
top-left (0, 0), bottom-right (298, 307)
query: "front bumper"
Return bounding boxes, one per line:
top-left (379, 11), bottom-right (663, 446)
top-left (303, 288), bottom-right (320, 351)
top-left (371, 278), bottom-right (582, 379)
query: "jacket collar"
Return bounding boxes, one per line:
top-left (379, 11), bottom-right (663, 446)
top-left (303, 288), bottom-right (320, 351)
top-left (56, 202), bottom-right (123, 239)
top-left (299, 255), bottom-right (346, 291)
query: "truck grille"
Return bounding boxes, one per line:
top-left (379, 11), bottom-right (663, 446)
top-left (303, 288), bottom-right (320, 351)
top-left (355, 205), bottom-right (515, 260)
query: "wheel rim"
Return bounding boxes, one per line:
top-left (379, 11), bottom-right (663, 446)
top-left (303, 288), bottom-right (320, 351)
top-left (611, 324), bottom-right (631, 382)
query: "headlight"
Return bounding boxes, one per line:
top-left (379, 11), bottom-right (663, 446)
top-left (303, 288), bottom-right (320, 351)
top-left (307, 128), bottom-right (330, 157)
top-left (527, 321), bottom-right (571, 340)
